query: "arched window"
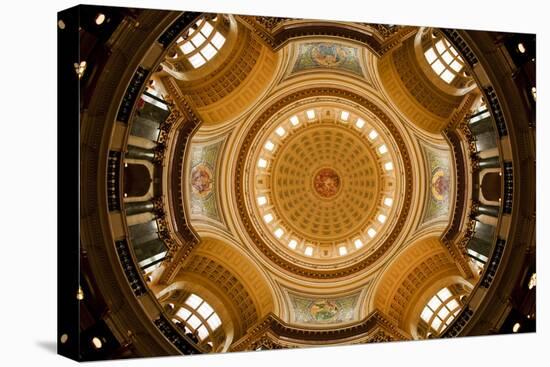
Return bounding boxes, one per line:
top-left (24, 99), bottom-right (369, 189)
top-left (174, 17), bottom-right (226, 69)
top-left (172, 293), bottom-right (222, 344)
top-left (419, 287), bottom-right (463, 337)
top-left (424, 37), bottom-right (465, 84)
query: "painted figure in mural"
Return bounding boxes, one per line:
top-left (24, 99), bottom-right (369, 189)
top-left (310, 299), bottom-right (340, 321)
top-left (313, 168), bottom-right (341, 198)
top-left (431, 168), bottom-right (450, 201)
top-left (191, 164), bottom-right (213, 198)
top-left (311, 44), bottom-right (349, 67)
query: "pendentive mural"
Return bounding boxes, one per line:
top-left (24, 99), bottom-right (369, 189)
top-left (289, 293), bottom-right (360, 325)
top-left (291, 42), bottom-right (364, 76)
top-left (421, 146), bottom-right (452, 223)
top-left (189, 140), bottom-right (224, 223)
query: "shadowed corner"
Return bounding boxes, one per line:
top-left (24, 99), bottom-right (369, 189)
top-left (36, 340), bottom-right (57, 354)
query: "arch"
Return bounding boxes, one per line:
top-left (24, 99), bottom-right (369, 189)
top-left (370, 236), bottom-right (462, 331)
top-left (481, 171), bottom-right (502, 203)
top-left (123, 163), bottom-right (152, 197)
top-left (376, 30), bottom-right (467, 134)
top-left (154, 236), bottom-right (278, 341)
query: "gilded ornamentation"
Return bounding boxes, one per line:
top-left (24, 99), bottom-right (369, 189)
top-left (292, 43), bottom-right (363, 76)
top-left (313, 168), bottom-right (341, 199)
top-left (234, 87), bottom-right (413, 278)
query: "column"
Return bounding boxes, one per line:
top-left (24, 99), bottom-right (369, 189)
top-left (125, 200), bottom-right (154, 216)
top-left (126, 145), bottom-right (155, 161)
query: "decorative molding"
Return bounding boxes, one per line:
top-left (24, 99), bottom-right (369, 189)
top-left (234, 87), bottom-right (413, 279)
top-left (231, 310), bottom-right (408, 351)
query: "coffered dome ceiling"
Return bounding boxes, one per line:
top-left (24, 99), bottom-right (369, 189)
top-left (241, 97), bottom-right (409, 273)
top-left (216, 75), bottom-right (421, 285)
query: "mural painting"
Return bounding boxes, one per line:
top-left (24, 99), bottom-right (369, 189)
top-left (292, 42), bottom-right (364, 76)
top-left (289, 293), bottom-right (359, 325)
top-left (189, 140), bottom-right (223, 222)
top-left (422, 147), bottom-right (452, 222)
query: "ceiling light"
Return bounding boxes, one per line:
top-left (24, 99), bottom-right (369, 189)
top-left (304, 246), bottom-right (313, 256)
top-left (76, 286), bottom-right (84, 301)
top-left (290, 115), bottom-right (300, 126)
top-left (288, 240), bottom-right (297, 249)
top-left (377, 214), bottom-right (387, 223)
top-left (265, 140), bottom-right (275, 151)
top-left (58, 20), bottom-right (66, 29)
top-left (367, 228), bottom-right (377, 238)
top-left (275, 126), bottom-right (286, 136)
top-left (60, 334), bottom-right (69, 344)
top-left (354, 239), bottom-right (363, 249)
top-left (512, 322), bottom-right (521, 333)
top-left (74, 61), bottom-right (87, 79)
top-left (91, 337), bottom-right (103, 349)
top-left (95, 13), bottom-right (106, 25)
top-left (338, 246), bottom-right (348, 256)
top-left (517, 43), bottom-right (526, 54)
top-left (258, 158), bottom-right (268, 168)
top-left (306, 109), bottom-right (316, 120)
top-left (340, 111), bottom-right (350, 121)
top-left (257, 196), bottom-right (267, 206)
top-left (528, 273), bottom-right (536, 289)
top-left (378, 144), bottom-right (388, 154)
top-left (384, 197), bottom-right (393, 207)
top-left (384, 162), bottom-right (394, 171)
top-left (355, 118), bottom-right (365, 129)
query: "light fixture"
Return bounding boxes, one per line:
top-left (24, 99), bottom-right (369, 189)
top-left (355, 118), bottom-right (365, 129)
top-left (306, 109), bottom-right (316, 120)
top-left (377, 214), bottom-right (387, 223)
top-left (258, 158), bottom-right (268, 168)
top-left (95, 13), bottom-right (106, 25)
top-left (76, 286), bottom-right (84, 301)
top-left (304, 246), bottom-right (313, 256)
top-left (60, 334), bottom-right (69, 344)
top-left (58, 20), bottom-right (66, 30)
top-left (257, 196), bottom-right (267, 206)
top-left (264, 140), bottom-right (275, 151)
top-left (91, 337), bottom-right (103, 349)
top-left (384, 161), bottom-right (394, 171)
top-left (517, 43), bottom-right (526, 54)
top-left (288, 240), bottom-right (297, 249)
top-left (354, 239), bottom-right (363, 249)
top-left (290, 115), bottom-right (300, 126)
top-left (74, 61), bottom-right (87, 79)
top-left (367, 228), bottom-right (377, 238)
top-left (378, 144), bottom-right (388, 154)
top-left (384, 197), bottom-right (393, 207)
top-left (528, 273), bottom-right (536, 290)
top-left (512, 322), bottom-right (521, 333)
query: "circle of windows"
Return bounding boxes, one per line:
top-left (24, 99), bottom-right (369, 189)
top-left (254, 107), bottom-right (397, 260)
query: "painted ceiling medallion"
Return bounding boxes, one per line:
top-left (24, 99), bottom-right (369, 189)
top-left (313, 167), bottom-right (341, 199)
